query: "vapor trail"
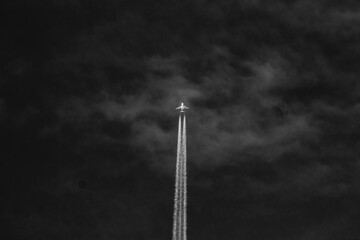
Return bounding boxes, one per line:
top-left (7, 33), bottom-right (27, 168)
top-left (182, 115), bottom-right (187, 240)
top-left (172, 115), bottom-right (182, 240)
top-left (172, 113), bottom-right (187, 240)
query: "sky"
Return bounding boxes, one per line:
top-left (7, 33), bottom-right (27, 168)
top-left (1, 0), bottom-right (360, 239)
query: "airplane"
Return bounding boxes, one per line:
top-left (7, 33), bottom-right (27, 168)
top-left (176, 102), bottom-right (189, 112)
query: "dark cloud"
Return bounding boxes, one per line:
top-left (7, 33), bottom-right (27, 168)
top-left (1, 0), bottom-right (360, 239)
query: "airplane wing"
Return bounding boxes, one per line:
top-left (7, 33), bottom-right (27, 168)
top-left (176, 106), bottom-right (181, 109)
top-left (184, 106), bottom-right (189, 109)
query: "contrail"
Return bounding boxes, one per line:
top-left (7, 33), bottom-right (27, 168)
top-left (172, 115), bottom-right (182, 240)
top-left (182, 114), bottom-right (187, 240)
top-left (172, 111), bottom-right (187, 240)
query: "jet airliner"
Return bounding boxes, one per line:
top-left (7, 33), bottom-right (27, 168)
top-left (176, 102), bottom-right (189, 112)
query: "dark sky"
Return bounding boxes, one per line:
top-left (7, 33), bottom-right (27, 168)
top-left (1, 0), bottom-right (360, 239)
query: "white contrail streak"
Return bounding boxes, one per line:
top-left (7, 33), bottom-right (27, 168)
top-left (172, 115), bottom-right (182, 240)
top-left (172, 113), bottom-right (187, 240)
top-left (182, 115), bottom-right (187, 240)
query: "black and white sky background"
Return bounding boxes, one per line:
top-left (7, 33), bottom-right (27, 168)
top-left (2, 0), bottom-right (360, 239)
